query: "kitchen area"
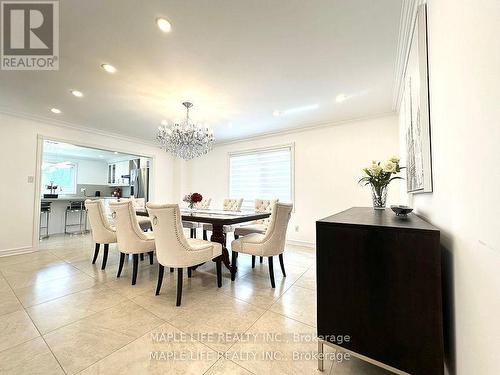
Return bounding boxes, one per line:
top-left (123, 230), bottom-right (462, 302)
top-left (40, 140), bottom-right (151, 237)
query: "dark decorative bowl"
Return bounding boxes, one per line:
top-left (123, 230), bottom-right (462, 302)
top-left (391, 205), bottom-right (413, 217)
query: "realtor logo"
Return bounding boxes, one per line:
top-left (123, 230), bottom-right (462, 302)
top-left (1, 0), bottom-right (59, 70)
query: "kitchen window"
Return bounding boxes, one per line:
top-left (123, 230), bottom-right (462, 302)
top-left (41, 161), bottom-right (78, 195)
top-left (229, 145), bottom-right (294, 209)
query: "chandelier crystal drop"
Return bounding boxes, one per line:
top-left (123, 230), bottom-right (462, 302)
top-left (156, 102), bottom-right (215, 160)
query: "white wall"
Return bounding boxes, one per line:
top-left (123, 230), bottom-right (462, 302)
top-left (0, 113), bottom-right (176, 254)
top-left (178, 115), bottom-right (400, 245)
top-left (399, 1), bottom-right (500, 374)
top-left (43, 156), bottom-right (109, 186)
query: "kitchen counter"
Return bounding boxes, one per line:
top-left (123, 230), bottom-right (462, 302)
top-left (40, 196), bottom-right (125, 235)
top-left (41, 196), bottom-right (123, 202)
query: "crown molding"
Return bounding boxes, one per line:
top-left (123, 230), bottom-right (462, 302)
top-left (0, 108), bottom-right (157, 147)
top-left (0, 109), bottom-right (397, 151)
top-left (214, 111), bottom-right (396, 147)
top-left (392, 0), bottom-right (426, 111)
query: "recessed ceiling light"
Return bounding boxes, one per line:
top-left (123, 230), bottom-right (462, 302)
top-left (70, 90), bottom-right (83, 98)
top-left (335, 94), bottom-right (348, 103)
top-left (50, 108), bottom-right (61, 114)
top-left (273, 104), bottom-right (318, 117)
top-left (113, 151), bottom-right (119, 154)
top-left (101, 63), bottom-right (117, 74)
top-left (160, 119), bottom-right (168, 126)
top-left (156, 18), bottom-right (172, 33)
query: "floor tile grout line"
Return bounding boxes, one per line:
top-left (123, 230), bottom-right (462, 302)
top-left (74, 301), bottom-right (228, 375)
top-left (202, 356), bottom-right (258, 375)
top-left (11, 248), bottom-right (156, 309)
top-left (214, 263), bottom-right (316, 372)
top-left (44, 296), bottom-right (169, 373)
top-left (37, 295), bottom-right (154, 337)
top-left (7, 237), bottom-right (317, 374)
top-left (215, 294), bottom-right (271, 374)
top-left (28, 292), bottom-right (127, 336)
top-left (13, 275), bottom-right (103, 310)
top-left (74, 319), bottom-right (168, 374)
top-left (265, 265), bottom-right (317, 328)
top-left (228, 358), bottom-right (258, 375)
top-left (216, 266), bottom-right (310, 309)
top-left (122, 281), bottom-right (269, 369)
top-left (217, 259), bottom-right (313, 341)
top-left (19, 298), bottom-right (69, 375)
top-left (0, 309), bottom-right (41, 355)
top-left (264, 309), bottom-right (317, 330)
top-left (1, 257), bottom-right (91, 293)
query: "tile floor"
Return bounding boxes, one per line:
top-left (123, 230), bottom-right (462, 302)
top-left (0, 233), bottom-right (390, 375)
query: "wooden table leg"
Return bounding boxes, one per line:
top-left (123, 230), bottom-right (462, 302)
top-left (210, 224), bottom-right (234, 273)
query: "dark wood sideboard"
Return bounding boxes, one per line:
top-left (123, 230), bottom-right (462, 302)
top-left (316, 207), bottom-right (443, 375)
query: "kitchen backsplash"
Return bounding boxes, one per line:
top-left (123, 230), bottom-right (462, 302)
top-left (77, 184), bottom-right (131, 198)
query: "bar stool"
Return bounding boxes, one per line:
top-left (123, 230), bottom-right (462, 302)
top-left (64, 201), bottom-right (88, 234)
top-left (40, 202), bottom-right (51, 239)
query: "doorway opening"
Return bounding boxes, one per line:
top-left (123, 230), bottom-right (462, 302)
top-left (36, 138), bottom-right (153, 241)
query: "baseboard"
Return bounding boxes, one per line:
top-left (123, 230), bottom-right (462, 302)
top-left (0, 246), bottom-right (36, 257)
top-left (286, 239), bottom-right (316, 248)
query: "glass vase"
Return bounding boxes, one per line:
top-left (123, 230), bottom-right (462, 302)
top-left (371, 185), bottom-right (388, 210)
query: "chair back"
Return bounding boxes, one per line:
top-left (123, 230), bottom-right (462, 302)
top-left (146, 203), bottom-right (192, 266)
top-left (85, 199), bottom-right (116, 244)
top-left (254, 199), bottom-right (278, 225)
top-left (130, 196), bottom-right (146, 209)
top-left (109, 200), bottom-right (147, 252)
top-left (223, 198), bottom-right (243, 211)
top-left (195, 197), bottom-right (212, 209)
top-left (262, 202), bottom-right (293, 254)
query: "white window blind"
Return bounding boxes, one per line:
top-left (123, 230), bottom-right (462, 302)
top-left (229, 146), bottom-right (293, 209)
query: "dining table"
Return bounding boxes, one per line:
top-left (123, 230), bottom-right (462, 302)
top-left (136, 208), bottom-right (271, 275)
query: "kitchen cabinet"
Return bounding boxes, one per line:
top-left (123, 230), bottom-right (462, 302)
top-left (108, 160), bottom-right (130, 186)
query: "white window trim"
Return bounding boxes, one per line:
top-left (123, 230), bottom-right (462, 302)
top-left (227, 143), bottom-right (295, 211)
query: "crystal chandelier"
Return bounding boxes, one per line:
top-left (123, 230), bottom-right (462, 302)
top-left (156, 102), bottom-right (215, 160)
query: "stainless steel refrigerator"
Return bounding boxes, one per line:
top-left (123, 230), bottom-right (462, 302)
top-left (130, 168), bottom-right (149, 201)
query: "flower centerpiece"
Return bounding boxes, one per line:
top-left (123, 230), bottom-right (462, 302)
top-left (183, 192), bottom-right (203, 209)
top-left (359, 156), bottom-right (404, 209)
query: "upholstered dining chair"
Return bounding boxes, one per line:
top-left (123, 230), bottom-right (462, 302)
top-left (202, 198), bottom-right (243, 241)
top-left (182, 197), bottom-right (212, 239)
top-left (234, 199), bottom-right (278, 263)
top-left (195, 197), bottom-right (212, 209)
top-left (146, 203), bottom-right (223, 306)
top-left (109, 200), bottom-right (155, 285)
top-left (130, 196), bottom-right (152, 232)
top-left (85, 199), bottom-right (117, 270)
top-left (231, 202), bottom-right (293, 288)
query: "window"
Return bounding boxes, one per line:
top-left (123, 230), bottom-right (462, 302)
top-left (229, 145), bottom-right (293, 209)
top-left (41, 161), bottom-right (77, 195)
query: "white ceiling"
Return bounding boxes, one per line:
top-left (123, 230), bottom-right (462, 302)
top-left (0, 0), bottom-right (402, 143)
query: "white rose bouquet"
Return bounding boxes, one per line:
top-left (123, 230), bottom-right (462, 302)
top-left (359, 156), bottom-right (404, 209)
